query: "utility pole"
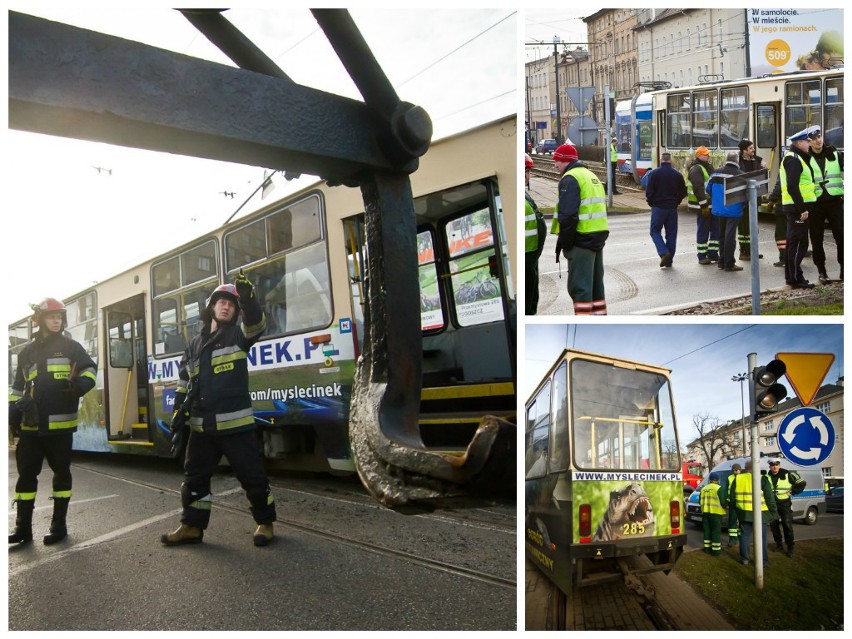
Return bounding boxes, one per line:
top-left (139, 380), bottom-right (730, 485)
top-left (553, 36), bottom-right (562, 144)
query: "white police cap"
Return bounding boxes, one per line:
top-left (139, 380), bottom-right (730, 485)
top-left (789, 125), bottom-right (821, 142)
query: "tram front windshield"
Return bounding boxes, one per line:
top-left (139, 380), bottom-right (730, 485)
top-left (571, 359), bottom-right (678, 471)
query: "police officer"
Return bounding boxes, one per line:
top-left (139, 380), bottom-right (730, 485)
top-left (807, 126), bottom-right (844, 283)
top-left (8, 298), bottom-right (97, 545)
top-left (524, 154), bottom-right (546, 314)
top-left (767, 459), bottom-right (806, 557)
top-left (552, 143), bottom-right (609, 315)
top-left (161, 272), bottom-right (277, 547)
top-left (781, 126), bottom-right (819, 289)
top-left (700, 472), bottom-right (726, 556)
top-left (686, 146), bottom-right (720, 264)
top-left (729, 459), bottom-right (777, 566)
top-left (609, 137), bottom-right (621, 194)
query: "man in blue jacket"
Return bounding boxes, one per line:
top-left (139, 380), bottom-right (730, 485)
top-left (707, 151), bottom-right (746, 272)
top-left (645, 152), bottom-right (687, 267)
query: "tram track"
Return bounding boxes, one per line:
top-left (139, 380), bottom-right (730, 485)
top-left (71, 459), bottom-right (516, 592)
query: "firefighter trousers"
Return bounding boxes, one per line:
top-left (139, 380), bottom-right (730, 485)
top-left (15, 432), bottom-right (74, 501)
top-left (181, 430), bottom-right (276, 529)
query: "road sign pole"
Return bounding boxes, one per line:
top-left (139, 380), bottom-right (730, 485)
top-left (747, 352), bottom-right (764, 589)
top-left (748, 179), bottom-right (760, 315)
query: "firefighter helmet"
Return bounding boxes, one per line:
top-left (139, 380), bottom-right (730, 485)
top-left (31, 297), bottom-right (67, 327)
top-left (206, 284), bottom-right (240, 311)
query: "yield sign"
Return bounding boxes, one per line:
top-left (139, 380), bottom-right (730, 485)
top-left (776, 352), bottom-right (836, 406)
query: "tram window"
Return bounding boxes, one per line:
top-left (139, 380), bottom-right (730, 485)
top-left (9, 320), bottom-right (30, 381)
top-left (418, 229), bottom-right (444, 331)
top-left (225, 194), bottom-right (330, 338)
top-left (720, 87), bottom-right (748, 147)
top-left (550, 361), bottom-right (569, 472)
top-left (666, 93), bottom-right (691, 148)
top-left (570, 359), bottom-right (679, 471)
top-left (153, 256), bottom-right (180, 297)
top-left (152, 284), bottom-right (210, 356)
top-left (785, 79), bottom-right (822, 138)
top-left (446, 209), bottom-right (504, 327)
top-left (692, 89), bottom-right (718, 148)
top-left (755, 104), bottom-right (777, 150)
top-left (525, 381), bottom-right (551, 479)
top-left (108, 313), bottom-right (134, 369)
top-left (824, 78), bottom-right (844, 149)
top-left (181, 242), bottom-right (217, 285)
top-left (65, 293), bottom-right (98, 360)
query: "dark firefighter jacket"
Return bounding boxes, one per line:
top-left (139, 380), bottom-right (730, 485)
top-left (175, 295), bottom-right (266, 435)
top-left (9, 330), bottom-right (97, 436)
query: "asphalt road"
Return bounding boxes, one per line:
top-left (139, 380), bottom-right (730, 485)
top-left (8, 450), bottom-right (516, 631)
top-left (527, 176), bottom-right (840, 315)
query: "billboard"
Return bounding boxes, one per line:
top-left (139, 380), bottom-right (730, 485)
top-left (748, 8), bottom-right (844, 76)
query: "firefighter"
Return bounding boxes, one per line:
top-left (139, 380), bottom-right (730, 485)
top-left (8, 298), bottom-right (97, 545)
top-left (686, 146), bottom-right (720, 264)
top-left (161, 272), bottom-right (277, 547)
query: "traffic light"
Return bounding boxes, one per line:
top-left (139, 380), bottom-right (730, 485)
top-left (752, 359), bottom-right (788, 417)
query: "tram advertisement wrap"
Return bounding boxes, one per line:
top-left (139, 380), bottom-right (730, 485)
top-left (572, 473), bottom-right (682, 542)
top-left (150, 325), bottom-right (356, 428)
top-left (748, 8), bottom-right (843, 76)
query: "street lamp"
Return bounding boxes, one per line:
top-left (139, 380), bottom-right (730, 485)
top-left (732, 372), bottom-right (748, 455)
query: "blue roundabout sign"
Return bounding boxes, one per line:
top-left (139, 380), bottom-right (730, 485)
top-left (777, 407), bottom-right (836, 466)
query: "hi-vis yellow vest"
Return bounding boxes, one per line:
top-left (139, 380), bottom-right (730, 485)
top-left (733, 473), bottom-right (768, 512)
top-left (810, 152), bottom-right (844, 197)
top-left (780, 152), bottom-right (816, 205)
top-left (700, 483), bottom-right (726, 515)
top-left (550, 166), bottom-right (608, 236)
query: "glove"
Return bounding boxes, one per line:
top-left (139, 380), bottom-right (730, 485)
top-left (14, 395), bottom-right (33, 414)
top-left (9, 403), bottom-right (22, 437)
top-left (234, 269), bottom-right (254, 300)
top-left (700, 206), bottom-right (711, 218)
top-left (169, 405), bottom-right (189, 456)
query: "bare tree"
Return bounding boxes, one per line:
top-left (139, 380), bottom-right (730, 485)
top-left (691, 414), bottom-right (741, 470)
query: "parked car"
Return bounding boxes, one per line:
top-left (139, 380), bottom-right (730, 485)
top-left (825, 486), bottom-right (844, 513)
top-left (535, 138), bottom-right (557, 154)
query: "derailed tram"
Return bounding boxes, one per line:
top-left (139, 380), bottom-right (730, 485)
top-left (525, 349), bottom-right (687, 617)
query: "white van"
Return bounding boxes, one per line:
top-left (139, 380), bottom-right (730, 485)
top-left (685, 456), bottom-right (826, 526)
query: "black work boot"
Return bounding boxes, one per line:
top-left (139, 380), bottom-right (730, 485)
top-left (43, 496), bottom-right (70, 545)
top-left (9, 499), bottom-right (35, 544)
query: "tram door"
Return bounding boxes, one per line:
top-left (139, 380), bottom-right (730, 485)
top-left (753, 102), bottom-right (781, 184)
top-left (103, 294), bottom-right (150, 444)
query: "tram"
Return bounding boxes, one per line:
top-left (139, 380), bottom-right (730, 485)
top-left (614, 92), bottom-right (653, 180)
top-left (8, 116), bottom-right (518, 475)
top-left (525, 349), bottom-right (686, 620)
top-left (614, 68), bottom-right (843, 190)
top-left (654, 68), bottom-right (843, 181)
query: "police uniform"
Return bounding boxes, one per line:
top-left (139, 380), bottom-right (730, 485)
top-left (768, 463), bottom-right (804, 556)
top-left (807, 128), bottom-right (844, 282)
top-left (8, 300), bottom-right (97, 545)
top-left (553, 144), bottom-right (609, 315)
top-left (780, 126), bottom-right (819, 288)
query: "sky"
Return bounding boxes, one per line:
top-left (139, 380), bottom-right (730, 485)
top-left (525, 9), bottom-right (591, 64)
top-left (2, 6), bottom-right (517, 322)
top-left (524, 322), bottom-right (844, 445)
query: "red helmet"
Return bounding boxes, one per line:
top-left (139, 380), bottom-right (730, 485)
top-left (32, 297), bottom-right (66, 326)
top-left (206, 284), bottom-right (240, 310)
top-left (524, 154), bottom-right (535, 169)
top-left (553, 144), bottom-right (578, 163)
